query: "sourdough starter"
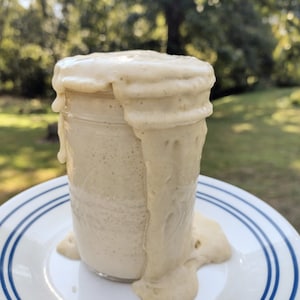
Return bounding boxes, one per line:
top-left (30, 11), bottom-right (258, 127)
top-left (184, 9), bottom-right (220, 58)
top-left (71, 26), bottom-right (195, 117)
top-left (52, 50), bottom-right (231, 300)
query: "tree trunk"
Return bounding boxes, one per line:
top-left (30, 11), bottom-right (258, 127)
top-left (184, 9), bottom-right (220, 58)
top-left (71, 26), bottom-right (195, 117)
top-left (163, 1), bottom-right (185, 55)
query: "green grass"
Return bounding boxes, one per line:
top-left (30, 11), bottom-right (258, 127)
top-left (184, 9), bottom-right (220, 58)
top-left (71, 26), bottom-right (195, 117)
top-left (0, 96), bottom-right (65, 203)
top-left (201, 87), bottom-right (300, 232)
top-left (0, 88), bottom-right (299, 233)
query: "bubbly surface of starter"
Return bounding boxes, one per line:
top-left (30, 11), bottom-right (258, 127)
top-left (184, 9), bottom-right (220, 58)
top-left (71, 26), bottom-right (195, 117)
top-left (52, 50), bottom-right (231, 300)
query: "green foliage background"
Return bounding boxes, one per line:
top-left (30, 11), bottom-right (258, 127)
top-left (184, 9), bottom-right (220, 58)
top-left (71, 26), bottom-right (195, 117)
top-left (0, 0), bottom-right (300, 98)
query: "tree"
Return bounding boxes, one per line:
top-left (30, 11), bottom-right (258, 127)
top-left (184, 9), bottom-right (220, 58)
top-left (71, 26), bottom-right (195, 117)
top-left (260, 0), bottom-right (300, 85)
top-left (0, 0), bottom-right (59, 96)
top-left (160, 0), bottom-right (195, 54)
top-left (184, 0), bottom-right (276, 96)
top-left (127, 0), bottom-right (276, 96)
top-left (0, 0), bottom-right (299, 98)
top-left (0, 0), bottom-right (26, 93)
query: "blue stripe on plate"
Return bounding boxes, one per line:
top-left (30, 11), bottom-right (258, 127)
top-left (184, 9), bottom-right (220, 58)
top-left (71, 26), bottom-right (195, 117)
top-left (0, 182), bottom-right (68, 227)
top-left (0, 192), bottom-right (69, 300)
top-left (8, 199), bottom-right (70, 300)
top-left (197, 192), bottom-right (276, 300)
top-left (199, 179), bottom-right (299, 300)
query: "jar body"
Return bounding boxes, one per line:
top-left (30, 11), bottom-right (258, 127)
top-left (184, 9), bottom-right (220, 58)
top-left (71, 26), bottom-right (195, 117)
top-left (63, 91), bottom-right (147, 280)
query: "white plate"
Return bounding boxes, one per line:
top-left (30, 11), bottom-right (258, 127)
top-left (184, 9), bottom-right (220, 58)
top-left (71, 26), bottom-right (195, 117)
top-left (0, 175), bottom-right (299, 300)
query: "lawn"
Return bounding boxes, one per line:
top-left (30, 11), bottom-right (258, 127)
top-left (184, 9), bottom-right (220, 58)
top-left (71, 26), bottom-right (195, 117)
top-left (0, 88), bottom-right (300, 233)
top-left (201, 87), bottom-right (300, 232)
top-left (0, 96), bottom-right (65, 203)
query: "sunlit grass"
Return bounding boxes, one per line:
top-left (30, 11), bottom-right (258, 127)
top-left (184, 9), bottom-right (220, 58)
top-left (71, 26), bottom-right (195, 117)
top-left (0, 97), bottom-right (65, 204)
top-left (290, 159), bottom-right (300, 171)
top-left (201, 87), bottom-right (300, 232)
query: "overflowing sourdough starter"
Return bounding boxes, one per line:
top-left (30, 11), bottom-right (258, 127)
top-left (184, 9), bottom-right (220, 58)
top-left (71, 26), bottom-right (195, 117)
top-left (52, 50), bottom-right (231, 300)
